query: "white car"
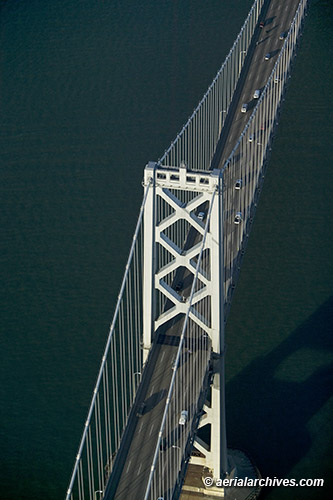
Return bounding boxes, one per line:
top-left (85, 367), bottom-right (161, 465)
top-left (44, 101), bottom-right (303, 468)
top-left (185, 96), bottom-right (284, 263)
top-left (235, 179), bottom-right (242, 190)
top-left (253, 89), bottom-right (261, 99)
top-left (241, 103), bottom-right (248, 113)
top-left (179, 410), bottom-right (188, 425)
top-left (234, 212), bottom-right (243, 225)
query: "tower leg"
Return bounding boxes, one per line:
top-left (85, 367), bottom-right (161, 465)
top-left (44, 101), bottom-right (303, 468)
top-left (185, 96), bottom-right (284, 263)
top-left (142, 163), bottom-right (156, 363)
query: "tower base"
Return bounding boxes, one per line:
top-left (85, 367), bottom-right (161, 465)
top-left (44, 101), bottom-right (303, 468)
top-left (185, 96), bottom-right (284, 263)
top-left (180, 449), bottom-right (261, 499)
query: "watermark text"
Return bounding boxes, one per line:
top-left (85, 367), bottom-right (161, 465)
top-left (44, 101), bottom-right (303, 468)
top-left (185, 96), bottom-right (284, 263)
top-left (203, 476), bottom-right (324, 488)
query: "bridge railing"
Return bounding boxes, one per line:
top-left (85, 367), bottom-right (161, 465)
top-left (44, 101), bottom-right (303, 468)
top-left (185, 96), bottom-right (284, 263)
top-left (222, 0), bottom-right (308, 313)
top-left (158, 0), bottom-right (264, 172)
top-left (143, 190), bottom-right (216, 500)
top-left (65, 184), bottom-right (151, 500)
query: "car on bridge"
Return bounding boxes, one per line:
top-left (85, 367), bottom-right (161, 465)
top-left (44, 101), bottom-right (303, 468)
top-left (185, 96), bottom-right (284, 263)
top-left (235, 179), bottom-right (243, 190)
top-left (136, 402), bottom-right (146, 417)
top-left (234, 212), bottom-right (243, 225)
top-left (160, 437), bottom-right (167, 451)
top-left (241, 103), bottom-right (248, 113)
top-left (175, 281), bottom-right (183, 292)
top-left (264, 53), bottom-right (272, 60)
top-left (279, 31), bottom-right (288, 40)
top-left (179, 410), bottom-right (188, 425)
top-left (253, 89), bottom-right (261, 99)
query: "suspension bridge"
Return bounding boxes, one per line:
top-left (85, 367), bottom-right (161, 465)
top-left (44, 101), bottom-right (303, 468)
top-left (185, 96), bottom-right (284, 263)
top-left (66, 0), bottom-right (308, 498)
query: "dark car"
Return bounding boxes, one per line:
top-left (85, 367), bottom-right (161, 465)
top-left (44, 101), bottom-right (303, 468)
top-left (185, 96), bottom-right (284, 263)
top-left (160, 437), bottom-right (167, 451)
top-left (136, 402), bottom-right (146, 417)
top-left (175, 281), bottom-right (183, 292)
top-left (264, 53), bottom-right (271, 60)
top-left (259, 21), bottom-right (264, 28)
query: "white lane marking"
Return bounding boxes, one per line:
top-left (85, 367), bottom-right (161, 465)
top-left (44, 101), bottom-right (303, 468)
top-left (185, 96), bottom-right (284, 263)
top-left (161, 351), bottom-right (165, 362)
top-left (139, 421), bottom-right (144, 433)
top-left (126, 459), bottom-right (132, 474)
top-left (149, 423), bottom-right (154, 436)
top-left (149, 384), bottom-right (155, 396)
top-left (137, 462), bottom-right (142, 476)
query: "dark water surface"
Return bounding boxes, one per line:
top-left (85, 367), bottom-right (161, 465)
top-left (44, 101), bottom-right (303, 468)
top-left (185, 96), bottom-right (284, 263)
top-left (1, 1), bottom-right (332, 499)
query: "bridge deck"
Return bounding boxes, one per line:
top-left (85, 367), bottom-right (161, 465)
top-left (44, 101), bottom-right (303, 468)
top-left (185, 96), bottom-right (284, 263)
top-left (106, 1), bottom-right (302, 498)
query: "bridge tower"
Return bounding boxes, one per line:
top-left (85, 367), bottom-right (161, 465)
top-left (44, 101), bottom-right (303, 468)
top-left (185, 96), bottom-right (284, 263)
top-left (142, 161), bottom-right (229, 481)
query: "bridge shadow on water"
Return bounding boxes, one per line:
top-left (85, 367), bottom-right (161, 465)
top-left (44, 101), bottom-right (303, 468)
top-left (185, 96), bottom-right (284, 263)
top-left (226, 296), bottom-right (333, 498)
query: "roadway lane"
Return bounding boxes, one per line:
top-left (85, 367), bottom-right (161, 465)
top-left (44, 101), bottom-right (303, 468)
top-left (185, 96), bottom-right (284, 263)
top-left (217, 0), bottom-right (300, 166)
top-left (106, 315), bottom-right (203, 500)
top-left (106, 1), bottom-right (303, 499)
top-left (212, 0), bottom-right (302, 306)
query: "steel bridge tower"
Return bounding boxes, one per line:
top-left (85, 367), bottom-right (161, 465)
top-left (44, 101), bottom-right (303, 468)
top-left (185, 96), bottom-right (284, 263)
top-left (142, 163), bottom-right (228, 479)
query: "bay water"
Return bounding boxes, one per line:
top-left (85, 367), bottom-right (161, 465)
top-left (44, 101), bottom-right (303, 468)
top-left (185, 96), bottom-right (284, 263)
top-left (1, 1), bottom-right (332, 498)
